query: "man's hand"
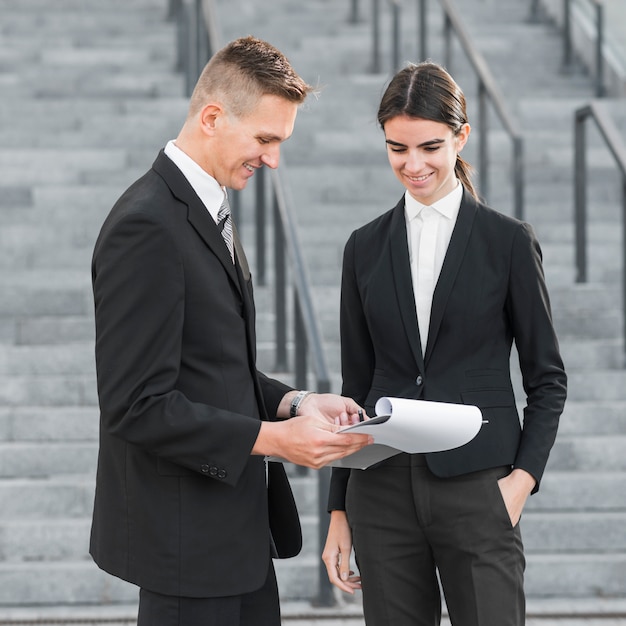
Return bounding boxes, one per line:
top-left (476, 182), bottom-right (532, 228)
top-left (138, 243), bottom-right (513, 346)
top-left (322, 510), bottom-right (361, 594)
top-left (277, 391), bottom-right (366, 426)
top-left (251, 416), bottom-right (372, 469)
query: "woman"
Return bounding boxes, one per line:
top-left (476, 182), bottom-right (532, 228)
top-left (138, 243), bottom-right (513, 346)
top-left (322, 62), bottom-right (567, 626)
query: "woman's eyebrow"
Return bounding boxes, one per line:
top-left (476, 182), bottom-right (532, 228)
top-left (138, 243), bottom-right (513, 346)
top-left (385, 138), bottom-right (445, 148)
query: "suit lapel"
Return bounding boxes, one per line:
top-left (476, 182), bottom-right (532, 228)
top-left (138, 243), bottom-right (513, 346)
top-left (425, 190), bottom-right (477, 363)
top-left (389, 198), bottom-right (425, 372)
top-left (152, 151), bottom-right (242, 295)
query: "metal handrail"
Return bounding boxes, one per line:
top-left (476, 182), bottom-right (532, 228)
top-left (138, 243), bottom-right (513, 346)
top-left (574, 101), bottom-right (626, 358)
top-left (174, 0), bottom-right (336, 606)
top-left (436, 0), bottom-right (525, 220)
top-left (561, 0), bottom-right (606, 97)
top-left (174, 0), bottom-right (333, 397)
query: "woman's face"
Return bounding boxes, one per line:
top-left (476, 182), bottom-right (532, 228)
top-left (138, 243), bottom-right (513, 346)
top-left (383, 115), bottom-right (470, 206)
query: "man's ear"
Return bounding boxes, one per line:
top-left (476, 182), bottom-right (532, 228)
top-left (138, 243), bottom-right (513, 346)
top-left (199, 103), bottom-right (223, 136)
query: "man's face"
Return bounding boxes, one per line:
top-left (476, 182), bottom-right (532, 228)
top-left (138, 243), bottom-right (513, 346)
top-left (205, 94), bottom-right (299, 190)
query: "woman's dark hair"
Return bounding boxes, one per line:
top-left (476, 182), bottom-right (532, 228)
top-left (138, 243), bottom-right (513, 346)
top-left (377, 62), bottom-right (477, 199)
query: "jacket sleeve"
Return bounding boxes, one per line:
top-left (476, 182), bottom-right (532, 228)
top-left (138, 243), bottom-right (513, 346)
top-left (507, 222), bottom-right (567, 491)
top-left (93, 210), bottom-right (262, 488)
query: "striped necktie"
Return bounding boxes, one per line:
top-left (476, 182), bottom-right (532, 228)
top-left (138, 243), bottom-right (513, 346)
top-left (217, 193), bottom-right (234, 263)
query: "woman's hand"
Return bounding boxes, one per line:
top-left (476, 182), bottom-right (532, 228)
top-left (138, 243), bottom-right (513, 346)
top-left (497, 468), bottom-right (536, 526)
top-left (322, 510), bottom-right (361, 594)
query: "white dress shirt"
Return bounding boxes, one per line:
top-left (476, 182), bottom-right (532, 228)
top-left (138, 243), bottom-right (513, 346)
top-left (405, 181), bottom-right (463, 353)
top-left (164, 139), bottom-right (227, 223)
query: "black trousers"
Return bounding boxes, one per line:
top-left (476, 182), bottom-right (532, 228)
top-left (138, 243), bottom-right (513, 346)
top-left (347, 455), bottom-right (525, 626)
top-left (137, 561), bottom-right (280, 626)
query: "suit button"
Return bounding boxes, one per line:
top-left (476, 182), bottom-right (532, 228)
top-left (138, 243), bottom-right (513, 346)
top-left (208, 465), bottom-right (219, 477)
top-left (201, 464), bottom-right (210, 474)
top-left (217, 469), bottom-right (227, 479)
top-left (416, 375), bottom-right (423, 386)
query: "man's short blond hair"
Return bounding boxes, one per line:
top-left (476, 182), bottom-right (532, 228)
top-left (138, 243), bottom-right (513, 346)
top-left (188, 36), bottom-right (313, 119)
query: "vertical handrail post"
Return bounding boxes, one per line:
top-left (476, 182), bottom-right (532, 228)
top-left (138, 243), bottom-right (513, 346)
top-left (594, 1), bottom-right (605, 97)
top-left (562, 0), bottom-right (575, 73)
top-left (478, 80), bottom-right (488, 202)
top-left (527, 0), bottom-right (542, 23)
top-left (183, 0), bottom-right (196, 95)
top-left (443, 13), bottom-right (452, 72)
top-left (418, 0), bottom-right (427, 60)
top-left (349, 0), bottom-right (360, 23)
top-left (513, 137), bottom-right (524, 221)
top-left (314, 380), bottom-right (333, 608)
top-left (174, 0), bottom-right (186, 72)
top-left (574, 108), bottom-right (588, 283)
top-left (256, 167), bottom-right (267, 286)
top-left (294, 296), bottom-right (308, 390)
top-left (196, 0), bottom-right (209, 70)
top-left (168, 0), bottom-right (182, 19)
top-left (294, 296), bottom-right (309, 478)
top-left (622, 175), bottom-right (626, 363)
top-left (274, 191), bottom-right (288, 371)
top-left (371, 0), bottom-right (381, 73)
top-left (391, 0), bottom-right (401, 73)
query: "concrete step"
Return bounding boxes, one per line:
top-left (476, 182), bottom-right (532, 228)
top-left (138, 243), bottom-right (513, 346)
top-left (566, 369), bottom-right (626, 401)
top-left (7, 69), bottom-right (183, 99)
top-left (0, 486), bottom-right (622, 557)
top-left (0, 375), bottom-right (97, 407)
top-left (0, 113), bottom-right (183, 150)
top-left (0, 561), bottom-right (137, 606)
top-left (524, 553), bottom-right (626, 598)
top-left (0, 442), bottom-right (97, 477)
top-left (0, 511), bottom-right (320, 563)
top-left (1, 0), bottom-right (164, 7)
top-left (0, 316), bottom-right (95, 346)
top-left (558, 400), bottom-right (626, 434)
top-left (0, 272), bottom-right (90, 318)
top-left (0, 550), bottom-right (623, 605)
top-left (0, 558), bottom-right (320, 605)
top-left (0, 477), bottom-right (94, 519)
top-left (0, 406), bottom-right (99, 441)
top-left (523, 511), bottom-right (626, 553)
top-left (526, 471), bottom-right (626, 511)
top-left (0, 344), bottom-right (94, 375)
top-left (0, 98), bottom-right (187, 129)
top-left (0, 149), bottom-right (129, 185)
top-left (549, 435), bottom-right (626, 471)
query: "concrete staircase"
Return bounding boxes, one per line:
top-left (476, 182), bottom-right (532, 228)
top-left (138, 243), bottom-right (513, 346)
top-left (0, 0), bottom-right (625, 615)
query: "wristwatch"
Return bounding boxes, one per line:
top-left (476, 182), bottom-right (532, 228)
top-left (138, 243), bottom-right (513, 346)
top-left (289, 390), bottom-right (314, 418)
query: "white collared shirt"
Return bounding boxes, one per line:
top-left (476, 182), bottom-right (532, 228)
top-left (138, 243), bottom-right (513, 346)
top-left (164, 140), bottom-right (227, 223)
top-left (404, 181), bottom-right (463, 281)
top-left (405, 182), bottom-right (463, 351)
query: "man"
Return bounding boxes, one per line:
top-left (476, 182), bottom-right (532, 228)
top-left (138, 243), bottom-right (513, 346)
top-left (90, 36), bottom-right (371, 626)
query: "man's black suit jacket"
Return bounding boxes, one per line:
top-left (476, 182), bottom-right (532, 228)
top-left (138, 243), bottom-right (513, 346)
top-left (90, 151), bottom-right (297, 598)
top-left (329, 190), bottom-right (567, 509)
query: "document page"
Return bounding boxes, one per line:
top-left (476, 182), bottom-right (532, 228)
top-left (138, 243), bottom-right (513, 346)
top-left (330, 397), bottom-right (484, 469)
